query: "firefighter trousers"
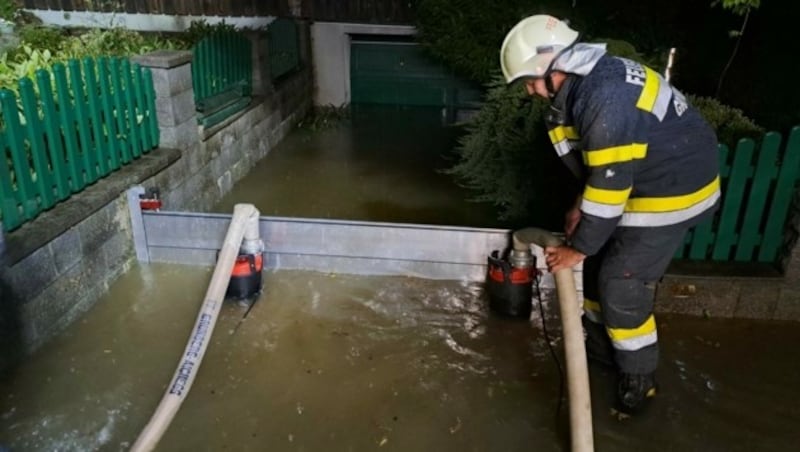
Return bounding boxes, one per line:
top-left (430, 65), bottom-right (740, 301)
top-left (581, 223), bottom-right (690, 374)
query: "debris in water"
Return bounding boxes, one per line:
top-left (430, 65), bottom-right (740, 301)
top-left (1, 407), bottom-right (15, 420)
top-left (610, 408), bottom-right (631, 421)
top-left (449, 416), bottom-right (462, 434)
top-left (288, 434), bottom-right (294, 442)
top-left (379, 437), bottom-right (388, 446)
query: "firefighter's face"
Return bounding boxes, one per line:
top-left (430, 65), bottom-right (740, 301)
top-left (524, 78), bottom-right (549, 98)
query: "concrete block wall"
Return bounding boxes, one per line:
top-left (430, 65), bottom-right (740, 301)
top-left (0, 22), bottom-right (313, 375)
top-left (134, 25), bottom-right (312, 214)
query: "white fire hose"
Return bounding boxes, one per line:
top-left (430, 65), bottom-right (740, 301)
top-left (130, 204), bottom-right (261, 452)
top-left (513, 228), bottom-right (594, 452)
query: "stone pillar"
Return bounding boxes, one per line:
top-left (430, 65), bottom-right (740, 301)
top-left (131, 50), bottom-right (200, 151)
top-left (248, 31), bottom-right (272, 96)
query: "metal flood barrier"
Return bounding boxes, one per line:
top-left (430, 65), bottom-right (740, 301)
top-left (127, 187), bottom-right (578, 289)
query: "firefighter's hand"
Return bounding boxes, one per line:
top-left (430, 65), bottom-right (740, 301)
top-left (544, 245), bottom-right (586, 273)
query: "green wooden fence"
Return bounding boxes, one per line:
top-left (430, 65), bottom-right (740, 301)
top-left (192, 31), bottom-right (252, 129)
top-left (676, 126), bottom-right (800, 263)
top-left (0, 57), bottom-right (159, 233)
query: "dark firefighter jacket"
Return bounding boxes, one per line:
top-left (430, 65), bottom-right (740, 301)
top-left (546, 53), bottom-right (720, 256)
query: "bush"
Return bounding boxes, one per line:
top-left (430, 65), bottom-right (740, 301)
top-left (445, 77), bottom-right (578, 226)
top-left (689, 95), bottom-right (763, 147)
top-left (16, 25), bottom-right (63, 53)
top-left (0, 26), bottom-right (185, 97)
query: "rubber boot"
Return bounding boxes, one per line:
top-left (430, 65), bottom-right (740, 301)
top-left (615, 372), bottom-right (657, 416)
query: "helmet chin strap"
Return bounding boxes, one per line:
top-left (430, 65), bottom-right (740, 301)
top-left (542, 37), bottom-right (580, 99)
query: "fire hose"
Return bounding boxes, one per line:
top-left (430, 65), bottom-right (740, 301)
top-left (512, 227), bottom-right (594, 452)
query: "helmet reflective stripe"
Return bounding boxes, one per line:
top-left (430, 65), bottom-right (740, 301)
top-left (500, 15), bottom-right (579, 83)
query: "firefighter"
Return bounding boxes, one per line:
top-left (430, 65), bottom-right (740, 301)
top-left (500, 15), bottom-right (720, 415)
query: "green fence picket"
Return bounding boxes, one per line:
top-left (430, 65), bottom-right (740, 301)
top-left (0, 130), bottom-right (21, 230)
top-left (712, 139), bottom-right (754, 260)
top-left (68, 59), bottom-right (98, 183)
top-left (192, 39), bottom-right (209, 100)
top-left (682, 144), bottom-right (728, 260)
top-left (53, 63), bottom-right (84, 192)
top-left (121, 59), bottom-right (142, 158)
top-left (735, 132), bottom-right (781, 261)
top-left (18, 78), bottom-right (55, 209)
top-left (221, 33), bottom-right (230, 92)
top-left (82, 58), bottom-right (109, 176)
top-left (1, 90), bottom-right (38, 220)
top-left (132, 64), bottom-right (151, 151)
top-left (688, 217), bottom-right (715, 260)
top-left (97, 57), bottom-right (121, 171)
top-left (36, 69), bottom-right (70, 199)
top-left (143, 68), bottom-right (159, 148)
top-left (109, 58), bottom-right (132, 164)
top-left (758, 127), bottom-right (800, 262)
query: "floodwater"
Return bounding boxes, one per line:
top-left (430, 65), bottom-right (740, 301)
top-left (1, 263), bottom-right (799, 451)
top-left (213, 106), bottom-right (506, 228)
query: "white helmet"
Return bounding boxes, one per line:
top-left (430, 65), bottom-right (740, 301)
top-left (500, 15), bottom-right (579, 83)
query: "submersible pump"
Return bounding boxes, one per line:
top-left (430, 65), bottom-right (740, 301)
top-left (225, 236), bottom-right (265, 299)
top-left (486, 247), bottom-right (538, 318)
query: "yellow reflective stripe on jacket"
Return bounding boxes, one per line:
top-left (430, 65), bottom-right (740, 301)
top-left (583, 143), bottom-right (647, 167)
top-left (583, 298), bottom-right (603, 324)
top-left (625, 176), bottom-right (720, 212)
top-left (618, 177), bottom-right (721, 227)
top-left (581, 185), bottom-right (631, 219)
top-left (636, 67), bottom-right (672, 121)
top-left (607, 314), bottom-right (658, 351)
top-left (584, 185), bottom-right (632, 205)
top-left (548, 126), bottom-right (580, 143)
top-left (620, 189), bottom-right (720, 227)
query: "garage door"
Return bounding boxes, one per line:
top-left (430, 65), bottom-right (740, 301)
top-left (350, 39), bottom-right (482, 107)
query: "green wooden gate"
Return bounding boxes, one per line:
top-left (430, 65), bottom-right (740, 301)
top-left (350, 40), bottom-right (481, 108)
top-left (676, 126), bottom-right (800, 263)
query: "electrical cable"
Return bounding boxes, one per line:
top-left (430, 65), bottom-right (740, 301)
top-left (535, 273), bottom-right (565, 419)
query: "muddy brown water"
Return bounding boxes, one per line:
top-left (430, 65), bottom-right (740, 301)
top-left (212, 106), bottom-right (507, 228)
top-left (1, 264), bottom-right (799, 451)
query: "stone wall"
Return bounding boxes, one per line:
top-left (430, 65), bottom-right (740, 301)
top-left (0, 23), bottom-right (313, 375)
